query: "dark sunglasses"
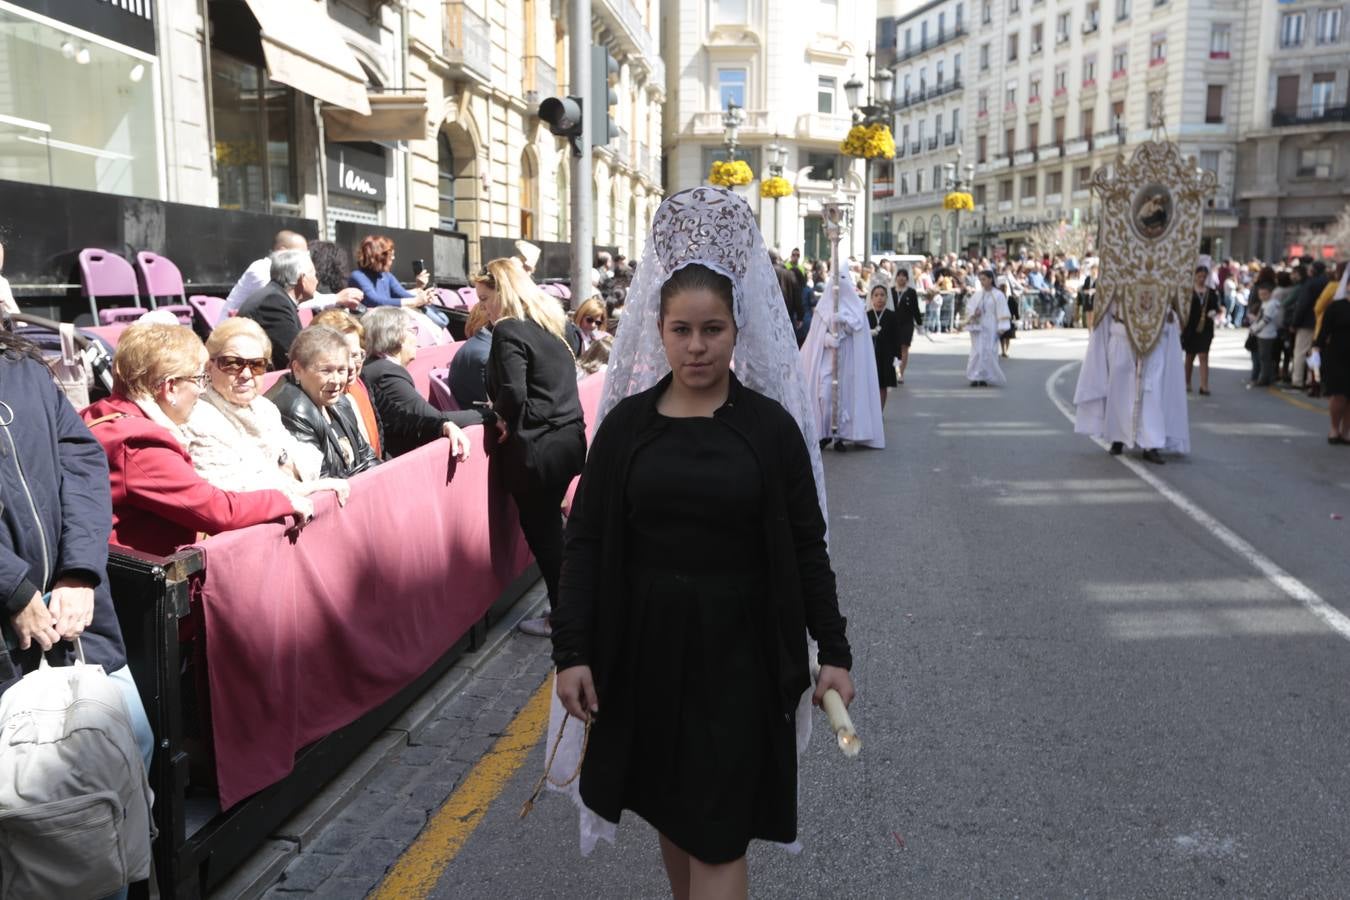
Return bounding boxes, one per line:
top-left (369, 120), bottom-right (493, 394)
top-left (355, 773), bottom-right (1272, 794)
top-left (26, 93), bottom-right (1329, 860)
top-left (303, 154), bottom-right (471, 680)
top-left (582, 316), bottom-right (603, 326)
top-left (213, 355), bottom-right (269, 376)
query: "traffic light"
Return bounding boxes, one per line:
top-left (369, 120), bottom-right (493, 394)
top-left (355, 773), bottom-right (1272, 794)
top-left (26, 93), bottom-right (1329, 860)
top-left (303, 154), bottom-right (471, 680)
top-left (591, 46), bottom-right (619, 147)
top-left (539, 95), bottom-right (584, 156)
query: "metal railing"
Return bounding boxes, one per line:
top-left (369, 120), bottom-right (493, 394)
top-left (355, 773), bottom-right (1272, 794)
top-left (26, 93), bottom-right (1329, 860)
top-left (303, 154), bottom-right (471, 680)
top-left (910, 140), bottom-right (923, 155)
top-left (894, 26), bottom-right (968, 63)
top-left (1272, 104), bottom-right (1350, 127)
top-left (443, 1), bottom-right (491, 82)
top-left (895, 78), bottom-right (964, 111)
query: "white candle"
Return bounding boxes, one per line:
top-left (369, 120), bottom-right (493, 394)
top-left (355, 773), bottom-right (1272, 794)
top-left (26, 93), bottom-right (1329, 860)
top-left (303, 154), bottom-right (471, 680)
top-left (821, 688), bottom-right (861, 758)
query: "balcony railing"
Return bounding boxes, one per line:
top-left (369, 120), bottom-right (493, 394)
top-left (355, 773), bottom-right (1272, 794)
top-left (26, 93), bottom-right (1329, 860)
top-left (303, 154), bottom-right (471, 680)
top-left (895, 78), bottom-right (964, 111)
top-left (1272, 104), bottom-right (1350, 127)
top-left (910, 141), bottom-right (922, 155)
top-left (595, 0), bottom-right (664, 86)
top-left (894, 26), bottom-right (968, 63)
top-left (691, 109), bottom-right (773, 135)
top-left (522, 55), bottom-right (556, 101)
top-left (944, 130), bottom-right (960, 146)
top-left (443, 1), bottom-right (491, 82)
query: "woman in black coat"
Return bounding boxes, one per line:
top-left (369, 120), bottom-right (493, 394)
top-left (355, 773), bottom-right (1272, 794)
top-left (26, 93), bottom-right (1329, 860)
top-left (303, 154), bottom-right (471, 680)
top-left (480, 259), bottom-right (586, 637)
top-left (0, 326), bottom-right (153, 772)
top-left (1182, 266), bottom-right (1223, 394)
top-left (358, 307), bottom-right (488, 457)
top-left (1315, 287), bottom-right (1350, 443)
top-left (892, 268), bottom-right (923, 383)
top-left (553, 262), bottom-right (853, 895)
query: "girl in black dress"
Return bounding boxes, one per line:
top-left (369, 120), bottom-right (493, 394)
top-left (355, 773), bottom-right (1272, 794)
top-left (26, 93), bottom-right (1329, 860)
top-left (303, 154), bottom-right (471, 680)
top-left (553, 257), bottom-right (855, 898)
top-left (892, 268), bottom-right (923, 383)
top-left (867, 284), bottom-right (899, 409)
top-left (1182, 266), bottom-right (1222, 395)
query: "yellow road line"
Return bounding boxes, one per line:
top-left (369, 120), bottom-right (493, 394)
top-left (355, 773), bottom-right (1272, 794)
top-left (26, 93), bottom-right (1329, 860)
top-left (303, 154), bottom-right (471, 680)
top-left (371, 676), bottom-right (552, 900)
top-left (1266, 386), bottom-right (1327, 414)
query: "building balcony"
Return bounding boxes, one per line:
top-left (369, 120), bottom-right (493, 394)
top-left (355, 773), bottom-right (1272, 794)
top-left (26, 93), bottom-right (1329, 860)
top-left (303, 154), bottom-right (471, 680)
top-left (1065, 137), bottom-right (1090, 156)
top-left (894, 78), bottom-right (964, 112)
top-left (689, 109), bottom-right (773, 137)
top-left (1271, 104), bottom-right (1350, 128)
top-left (927, 136), bottom-right (939, 150)
top-left (944, 130), bottom-right (960, 146)
top-left (594, 0), bottom-right (664, 87)
top-left (893, 26), bottom-right (968, 63)
top-left (522, 55), bottom-right (556, 107)
top-left (1014, 149), bottom-right (1036, 166)
top-left (793, 112), bottom-right (854, 143)
top-left (998, 199), bottom-right (1014, 211)
top-left (1093, 126), bottom-right (1127, 146)
top-left (910, 141), bottom-right (922, 155)
top-left (443, 1), bottom-right (491, 84)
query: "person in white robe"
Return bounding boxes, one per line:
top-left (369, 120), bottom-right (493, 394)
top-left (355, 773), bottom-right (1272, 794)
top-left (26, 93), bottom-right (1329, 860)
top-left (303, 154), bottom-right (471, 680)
top-left (965, 270), bottom-right (1011, 387)
top-left (1073, 304), bottom-right (1189, 464)
top-left (799, 266), bottom-right (885, 450)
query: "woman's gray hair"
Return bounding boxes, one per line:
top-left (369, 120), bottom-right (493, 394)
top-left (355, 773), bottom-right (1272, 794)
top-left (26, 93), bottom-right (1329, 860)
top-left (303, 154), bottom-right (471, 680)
top-left (363, 307), bottom-right (414, 358)
top-left (270, 249), bottom-right (313, 288)
top-left (288, 325), bottom-right (349, 369)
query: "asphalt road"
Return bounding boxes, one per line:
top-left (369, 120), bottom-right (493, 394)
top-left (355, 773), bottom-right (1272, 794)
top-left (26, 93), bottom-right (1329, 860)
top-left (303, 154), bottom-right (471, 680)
top-left (407, 327), bottom-right (1350, 898)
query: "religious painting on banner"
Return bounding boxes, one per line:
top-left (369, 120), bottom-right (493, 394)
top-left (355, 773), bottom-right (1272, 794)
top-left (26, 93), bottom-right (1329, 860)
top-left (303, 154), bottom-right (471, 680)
top-left (1090, 141), bottom-right (1216, 357)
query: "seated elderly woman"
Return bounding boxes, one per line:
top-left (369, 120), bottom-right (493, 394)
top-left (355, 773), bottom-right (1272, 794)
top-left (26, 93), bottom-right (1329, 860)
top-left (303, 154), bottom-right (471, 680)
top-left (449, 301), bottom-right (493, 408)
top-left (309, 308), bottom-right (383, 459)
top-left (359, 307), bottom-right (483, 458)
top-left (81, 322), bottom-right (312, 558)
top-left (180, 317), bottom-right (349, 504)
top-left (573, 295), bottom-right (609, 353)
top-left (267, 326), bottom-right (379, 478)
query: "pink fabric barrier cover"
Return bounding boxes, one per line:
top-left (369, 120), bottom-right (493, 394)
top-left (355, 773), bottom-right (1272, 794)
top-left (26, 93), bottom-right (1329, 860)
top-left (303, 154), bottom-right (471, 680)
top-left (406, 342), bottom-right (461, 396)
top-left (195, 427), bottom-right (532, 809)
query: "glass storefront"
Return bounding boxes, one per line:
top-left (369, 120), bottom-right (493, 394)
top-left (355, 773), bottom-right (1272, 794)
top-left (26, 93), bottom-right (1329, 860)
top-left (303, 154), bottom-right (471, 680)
top-left (211, 49), bottom-right (298, 215)
top-left (0, 6), bottom-right (161, 198)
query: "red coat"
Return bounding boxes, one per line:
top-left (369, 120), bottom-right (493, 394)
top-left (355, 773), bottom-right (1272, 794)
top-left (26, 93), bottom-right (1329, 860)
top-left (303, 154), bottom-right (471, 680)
top-left (81, 395), bottom-right (296, 557)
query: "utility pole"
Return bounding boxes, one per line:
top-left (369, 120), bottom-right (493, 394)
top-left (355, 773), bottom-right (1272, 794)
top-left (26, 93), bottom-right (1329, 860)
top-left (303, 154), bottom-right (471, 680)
top-left (569, 0), bottom-right (592, 307)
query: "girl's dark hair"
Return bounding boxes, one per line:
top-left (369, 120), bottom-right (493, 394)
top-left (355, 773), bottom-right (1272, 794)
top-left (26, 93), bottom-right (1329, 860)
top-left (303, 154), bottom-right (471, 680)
top-left (310, 241), bottom-right (351, 294)
top-left (1276, 271), bottom-right (1293, 288)
top-left (659, 263), bottom-right (734, 319)
top-left (0, 328), bottom-right (47, 363)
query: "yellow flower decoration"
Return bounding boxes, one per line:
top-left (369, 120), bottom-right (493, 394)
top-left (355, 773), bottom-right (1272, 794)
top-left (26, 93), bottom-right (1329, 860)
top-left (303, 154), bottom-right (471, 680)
top-left (943, 191), bottom-right (975, 211)
top-left (760, 176), bottom-right (793, 198)
top-left (840, 123), bottom-right (896, 160)
top-left (708, 159), bottom-right (754, 187)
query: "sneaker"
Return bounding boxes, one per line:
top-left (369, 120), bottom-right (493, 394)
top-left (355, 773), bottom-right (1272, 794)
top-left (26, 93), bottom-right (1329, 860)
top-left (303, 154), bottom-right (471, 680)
top-left (517, 616), bottom-right (552, 637)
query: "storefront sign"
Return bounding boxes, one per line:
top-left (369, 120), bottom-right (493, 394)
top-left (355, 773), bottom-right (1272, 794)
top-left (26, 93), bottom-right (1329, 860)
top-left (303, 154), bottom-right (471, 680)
top-left (327, 143), bottom-right (387, 203)
top-left (10, 0), bottom-right (156, 55)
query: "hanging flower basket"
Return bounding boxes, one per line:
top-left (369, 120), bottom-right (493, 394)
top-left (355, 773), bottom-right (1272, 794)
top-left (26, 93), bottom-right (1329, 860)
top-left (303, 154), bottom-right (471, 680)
top-left (840, 123), bottom-right (896, 160)
top-left (709, 159), bottom-right (754, 187)
top-left (760, 176), bottom-right (793, 198)
top-left (943, 191), bottom-right (975, 211)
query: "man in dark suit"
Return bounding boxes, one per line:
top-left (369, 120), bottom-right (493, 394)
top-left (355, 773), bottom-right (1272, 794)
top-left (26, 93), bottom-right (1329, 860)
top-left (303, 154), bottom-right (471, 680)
top-left (238, 249), bottom-right (316, 370)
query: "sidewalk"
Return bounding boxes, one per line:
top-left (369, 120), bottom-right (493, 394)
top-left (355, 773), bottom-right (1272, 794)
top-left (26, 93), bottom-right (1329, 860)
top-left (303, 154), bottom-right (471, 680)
top-left (213, 584), bottom-right (553, 900)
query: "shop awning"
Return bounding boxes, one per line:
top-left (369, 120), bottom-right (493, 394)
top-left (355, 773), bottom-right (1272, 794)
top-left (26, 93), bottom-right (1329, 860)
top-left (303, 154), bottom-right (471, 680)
top-left (243, 0), bottom-right (370, 115)
top-left (323, 91), bottom-right (429, 142)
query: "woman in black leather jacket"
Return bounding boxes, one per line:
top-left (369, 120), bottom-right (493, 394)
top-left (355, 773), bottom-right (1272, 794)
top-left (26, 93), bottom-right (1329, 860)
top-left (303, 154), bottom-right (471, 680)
top-left (267, 326), bottom-right (378, 478)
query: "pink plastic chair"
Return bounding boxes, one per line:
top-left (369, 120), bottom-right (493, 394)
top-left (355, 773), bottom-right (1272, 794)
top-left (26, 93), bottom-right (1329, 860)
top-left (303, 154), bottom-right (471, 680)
top-left (188, 294), bottom-right (228, 330)
top-left (427, 368), bottom-right (460, 411)
top-left (98, 307), bottom-right (148, 326)
top-left (133, 251), bottom-right (195, 323)
top-left (410, 312), bottom-right (448, 348)
top-left (78, 248), bottom-right (141, 322)
top-left (298, 307), bottom-right (314, 328)
top-left (260, 370), bottom-right (287, 394)
top-left (456, 287), bottom-right (478, 308)
top-left (553, 283), bottom-right (572, 301)
top-left (432, 287), bottom-right (461, 309)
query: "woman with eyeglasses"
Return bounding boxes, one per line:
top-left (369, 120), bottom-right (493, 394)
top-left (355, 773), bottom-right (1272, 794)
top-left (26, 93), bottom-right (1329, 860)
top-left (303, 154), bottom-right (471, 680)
top-left (81, 322), bottom-right (312, 560)
top-left (180, 317), bottom-right (350, 504)
top-left (573, 297), bottom-right (609, 354)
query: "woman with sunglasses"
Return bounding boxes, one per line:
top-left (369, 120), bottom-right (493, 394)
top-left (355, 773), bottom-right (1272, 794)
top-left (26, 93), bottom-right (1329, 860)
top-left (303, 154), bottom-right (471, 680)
top-left (181, 317), bottom-right (350, 504)
top-left (573, 296), bottom-right (609, 354)
top-left (81, 322), bottom-right (313, 560)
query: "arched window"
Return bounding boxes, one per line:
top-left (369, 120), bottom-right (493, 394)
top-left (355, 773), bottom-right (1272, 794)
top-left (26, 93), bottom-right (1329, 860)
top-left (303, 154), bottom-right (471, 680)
top-left (610, 183), bottom-right (620, 247)
top-left (520, 149), bottom-right (538, 239)
top-left (438, 132), bottom-right (456, 229)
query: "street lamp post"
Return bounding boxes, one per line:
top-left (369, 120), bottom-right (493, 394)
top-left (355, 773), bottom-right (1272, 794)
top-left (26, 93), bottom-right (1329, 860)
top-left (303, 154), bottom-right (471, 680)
top-left (943, 151), bottom-right (976, 260)
top-left (766, 136), bottom-right (788, 250)
top-left (722, 101), bottom-right (746, 162)
top-left (844, 49), bottom-right (894, 262)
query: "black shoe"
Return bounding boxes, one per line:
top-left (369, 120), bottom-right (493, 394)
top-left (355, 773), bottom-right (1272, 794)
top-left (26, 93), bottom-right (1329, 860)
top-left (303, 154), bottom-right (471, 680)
top-left (819, 438), bottom-right (831, 449)
top-left (1141, 448), bottom-right (1165, 465)
top-left (1109, 441), bottom-right (1124, 456)
top-left (832, 440), bottom-right (848, 452)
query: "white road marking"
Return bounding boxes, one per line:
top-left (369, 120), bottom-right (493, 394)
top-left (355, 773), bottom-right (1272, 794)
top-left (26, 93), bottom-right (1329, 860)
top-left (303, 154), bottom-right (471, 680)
top-left (1046, 361), bottom-right (1350, 642)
